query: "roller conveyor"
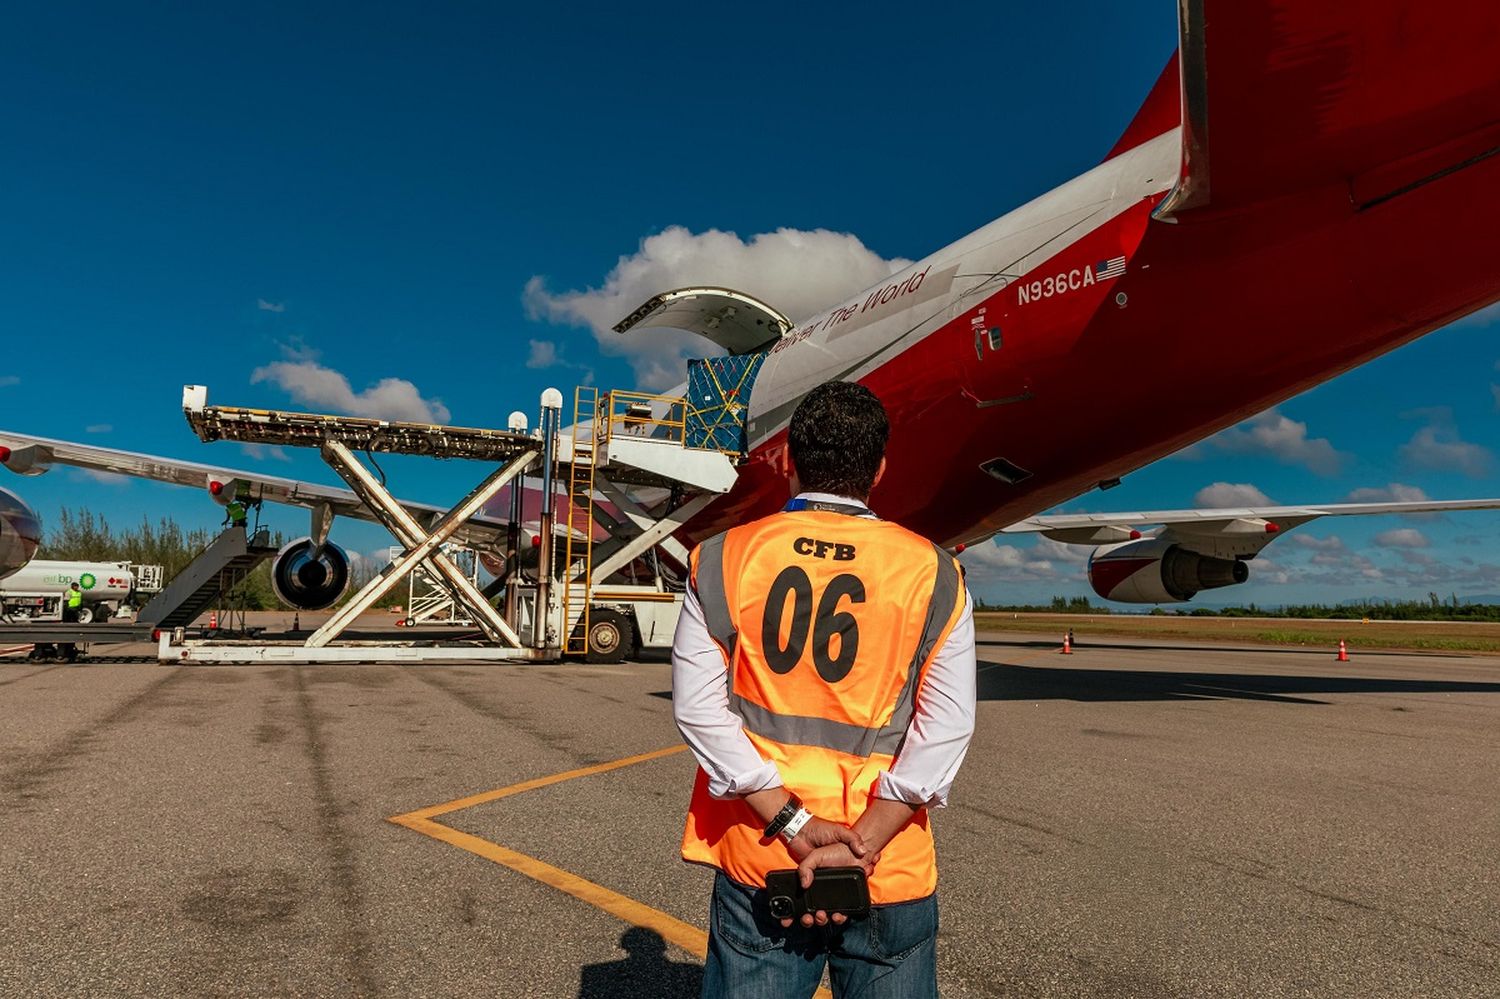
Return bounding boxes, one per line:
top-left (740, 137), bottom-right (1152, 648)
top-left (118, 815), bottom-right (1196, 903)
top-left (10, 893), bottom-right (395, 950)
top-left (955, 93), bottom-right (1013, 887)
top-left (184, 397), bottom-right (536, 462)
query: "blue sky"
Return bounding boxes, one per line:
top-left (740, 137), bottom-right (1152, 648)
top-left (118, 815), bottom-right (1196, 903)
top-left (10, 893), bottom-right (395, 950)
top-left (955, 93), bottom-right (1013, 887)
top-left (2, 2), bottom-right (1498, 607)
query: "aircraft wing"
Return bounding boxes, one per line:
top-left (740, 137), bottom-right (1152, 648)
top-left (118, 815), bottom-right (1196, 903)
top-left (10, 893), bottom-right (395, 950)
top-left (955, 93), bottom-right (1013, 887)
top-left (1158, 0), bottom-right (1500, 218)
top-left (0, 431), bottom-right (512, 550)
top-left (1004, 498), bottom-right (1500, 560)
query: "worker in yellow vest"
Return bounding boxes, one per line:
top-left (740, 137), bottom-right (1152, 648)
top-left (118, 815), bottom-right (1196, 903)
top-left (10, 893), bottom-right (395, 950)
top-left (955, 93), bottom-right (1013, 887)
top-left (673, 380), bottom-right (976, 998)
top-left (62, 582), bottom-right (83, 622)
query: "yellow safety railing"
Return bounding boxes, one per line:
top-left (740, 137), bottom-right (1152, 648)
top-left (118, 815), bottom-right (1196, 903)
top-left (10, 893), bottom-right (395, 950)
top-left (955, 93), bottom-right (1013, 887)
top-left (595, 389), bottom-right (745, 456)
top-left (563, 387), bottom-right (599, 656)
top-left (595, 390), bottom-right (687, 446)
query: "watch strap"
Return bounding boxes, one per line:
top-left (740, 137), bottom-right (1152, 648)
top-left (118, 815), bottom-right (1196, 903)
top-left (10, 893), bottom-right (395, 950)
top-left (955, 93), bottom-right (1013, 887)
top-left (763, 792), bottom-right (803, 840)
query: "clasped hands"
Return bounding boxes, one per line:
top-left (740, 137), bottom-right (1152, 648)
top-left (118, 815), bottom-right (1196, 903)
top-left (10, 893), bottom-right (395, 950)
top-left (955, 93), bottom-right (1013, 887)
top-left (779, 816), bottom-right (879, 929)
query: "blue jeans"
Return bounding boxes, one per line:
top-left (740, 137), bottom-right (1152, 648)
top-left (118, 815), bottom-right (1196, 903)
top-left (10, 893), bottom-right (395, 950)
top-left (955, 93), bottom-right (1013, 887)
top-left (702, 872), bottom-right (939, 998)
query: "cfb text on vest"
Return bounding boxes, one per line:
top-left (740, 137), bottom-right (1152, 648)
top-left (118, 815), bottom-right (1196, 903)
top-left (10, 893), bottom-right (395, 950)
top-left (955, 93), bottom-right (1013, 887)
top-left (792, 537), bottom-right (856, 561)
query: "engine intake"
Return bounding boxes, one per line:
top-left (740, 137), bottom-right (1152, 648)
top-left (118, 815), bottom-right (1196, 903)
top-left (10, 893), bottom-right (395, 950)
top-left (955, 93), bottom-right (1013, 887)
top-left (1089, 538), bottom-right (1249, 604)
top-left (270, 538), bottom-right (351, 611)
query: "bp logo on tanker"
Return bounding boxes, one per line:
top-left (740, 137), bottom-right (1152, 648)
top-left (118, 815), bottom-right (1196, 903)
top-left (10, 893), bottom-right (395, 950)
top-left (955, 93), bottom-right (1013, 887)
top-left (79, 572), bottom-right (97, 590)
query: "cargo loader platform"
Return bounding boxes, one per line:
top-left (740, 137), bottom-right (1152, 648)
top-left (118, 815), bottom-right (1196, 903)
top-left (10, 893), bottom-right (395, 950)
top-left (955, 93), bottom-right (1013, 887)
top-left (161, 383), bottom-right (746, 664)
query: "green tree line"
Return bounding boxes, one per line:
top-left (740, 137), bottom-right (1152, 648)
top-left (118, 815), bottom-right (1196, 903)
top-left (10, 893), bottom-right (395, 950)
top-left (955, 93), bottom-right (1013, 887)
top-left (41, 507), bottom-right (286, 609)
top-left (38, 507), bottom-right (398, 611)
top-left (977, 592), bottom-right (1500, 622)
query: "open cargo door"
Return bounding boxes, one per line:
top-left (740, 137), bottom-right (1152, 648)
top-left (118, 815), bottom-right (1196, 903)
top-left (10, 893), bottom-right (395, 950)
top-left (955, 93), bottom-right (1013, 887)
top-left (613, 287), bottom-right (792, 356)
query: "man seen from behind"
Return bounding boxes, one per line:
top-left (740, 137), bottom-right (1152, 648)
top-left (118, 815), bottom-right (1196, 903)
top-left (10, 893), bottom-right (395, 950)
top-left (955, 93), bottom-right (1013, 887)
top-left (673, 379), bottom-right (977, 997)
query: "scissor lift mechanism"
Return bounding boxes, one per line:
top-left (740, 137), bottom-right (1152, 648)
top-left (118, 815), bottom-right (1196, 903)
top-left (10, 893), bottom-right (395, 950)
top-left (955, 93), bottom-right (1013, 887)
top-left (163, 384), bottom-right (740, 664)
top-left (168, 389), bottom-right (554, 663)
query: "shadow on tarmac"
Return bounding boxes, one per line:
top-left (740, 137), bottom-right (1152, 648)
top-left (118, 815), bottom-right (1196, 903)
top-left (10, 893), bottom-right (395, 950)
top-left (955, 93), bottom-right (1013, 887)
top-left (976, 659), bottom-right (1500, 704)
top-left (978, 638), bottom-right (1462, 658)
top-left (577, 928), bottom-right (702, 998)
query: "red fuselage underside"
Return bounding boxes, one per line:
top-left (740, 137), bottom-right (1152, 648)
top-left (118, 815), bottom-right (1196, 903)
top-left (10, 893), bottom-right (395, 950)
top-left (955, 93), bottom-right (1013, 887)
top-left (687, 153), bottom-right (1500, 548)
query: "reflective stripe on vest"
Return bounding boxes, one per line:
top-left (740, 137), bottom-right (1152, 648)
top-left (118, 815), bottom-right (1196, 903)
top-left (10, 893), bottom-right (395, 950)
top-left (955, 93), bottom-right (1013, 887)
top-left (694, 532), bottom-right (737, 662)
top-left (724, 543), bottom-right (956, 759)
top-left (682, 510), bottom-right (966, 904)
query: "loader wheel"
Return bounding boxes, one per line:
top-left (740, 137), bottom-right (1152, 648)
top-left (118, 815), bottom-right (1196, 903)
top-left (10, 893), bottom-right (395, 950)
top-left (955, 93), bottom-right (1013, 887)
top-left (585, 609), bottom-right (629, 665)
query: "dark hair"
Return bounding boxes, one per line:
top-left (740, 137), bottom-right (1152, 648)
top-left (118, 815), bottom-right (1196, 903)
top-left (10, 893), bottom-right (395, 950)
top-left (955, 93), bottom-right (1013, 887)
top-left (788, 381), bottom-right (889, 499)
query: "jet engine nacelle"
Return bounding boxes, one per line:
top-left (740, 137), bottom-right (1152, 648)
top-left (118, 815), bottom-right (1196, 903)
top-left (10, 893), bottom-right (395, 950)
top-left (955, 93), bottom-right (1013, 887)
top-left (0, 445), bottom-right (54, 477)
top-left (1088, 538), bottom-right (1248, 604)
top-left (270, 538), bottom-right (352, 611)
top-left (0, 487), bottom-right (42, 580)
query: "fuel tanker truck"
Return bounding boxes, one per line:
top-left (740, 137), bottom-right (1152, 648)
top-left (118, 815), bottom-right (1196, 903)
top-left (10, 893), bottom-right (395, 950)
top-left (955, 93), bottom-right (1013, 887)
top-left (0, 559), bottom-right (163, 624)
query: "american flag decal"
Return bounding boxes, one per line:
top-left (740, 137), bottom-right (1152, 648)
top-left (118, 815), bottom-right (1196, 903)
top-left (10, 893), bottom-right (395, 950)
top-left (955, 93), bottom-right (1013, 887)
top-left (1094, 256), bottom-right (1127, 280)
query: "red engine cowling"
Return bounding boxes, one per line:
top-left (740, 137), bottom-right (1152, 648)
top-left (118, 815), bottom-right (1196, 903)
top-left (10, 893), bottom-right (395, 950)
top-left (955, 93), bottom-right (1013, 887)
top-left (1088, 538), bottom-right (1249, 604)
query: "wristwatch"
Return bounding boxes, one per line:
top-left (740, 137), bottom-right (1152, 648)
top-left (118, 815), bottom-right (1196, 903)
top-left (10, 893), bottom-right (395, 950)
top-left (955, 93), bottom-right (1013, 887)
top-left (763, 792), bottom-right (803, 840)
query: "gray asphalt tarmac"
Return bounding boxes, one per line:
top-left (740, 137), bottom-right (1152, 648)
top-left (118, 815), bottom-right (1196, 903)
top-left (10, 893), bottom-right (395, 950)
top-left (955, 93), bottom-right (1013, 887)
top-left (1, 632), bottom-right (1496, 997)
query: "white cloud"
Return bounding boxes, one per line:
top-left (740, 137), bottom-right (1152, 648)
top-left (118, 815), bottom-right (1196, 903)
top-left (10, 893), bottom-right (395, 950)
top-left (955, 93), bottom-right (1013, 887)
top-left (257, 298), bottom-right (286, 313)
top-left (1248, 556), bottom-right (1297, 585)
top-left (525, 225), bottom-right (913, 389)
top-left (959, 540), bottom-right (1062, 583)
top-left (1398, 409), bottom-right (1492, 478)
top-left (274, 335), bottom-right (319, 362)
top-left (1345, 482), bottom-right (1430, 504)
top-left (0, 375), bottom-right (18, 388)
top-left (1193, 482), bottom-right (1273, 507)
top-left (1374, 528), bottom-right (1430, 549)
top-left (1031, 536), bottom-right (1093, 565)
top-left (84, 424), bottom-right (112, 434)
top-left (68, 468), bottom-right (129, 486)
top-left (1290, 534), bottom-right (1346, 553)
top-left (240, 443), bottom-right (291, 462)
top-left (526, 339), bottom-right (559, 369)
top-left (251, 360), bottom-right (451, 423)
top-left (1191, 408), bottom-right (1344, 475)
top-left (1287, 534), bottom-right (1351, 567)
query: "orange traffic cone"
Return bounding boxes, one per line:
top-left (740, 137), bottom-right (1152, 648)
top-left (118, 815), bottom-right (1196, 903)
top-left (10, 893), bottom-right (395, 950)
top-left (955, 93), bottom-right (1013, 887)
top-left (1059, 632), bottom-right (1072, 655)
top-left (208, 610), bottom-right (218, 630)
top-left (1336, 639), bottom-right (1349, 662)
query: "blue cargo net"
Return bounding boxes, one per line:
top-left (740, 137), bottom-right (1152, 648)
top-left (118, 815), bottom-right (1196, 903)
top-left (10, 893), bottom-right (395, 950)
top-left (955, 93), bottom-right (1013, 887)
top-left (685, 352), bottom-right (766, 453)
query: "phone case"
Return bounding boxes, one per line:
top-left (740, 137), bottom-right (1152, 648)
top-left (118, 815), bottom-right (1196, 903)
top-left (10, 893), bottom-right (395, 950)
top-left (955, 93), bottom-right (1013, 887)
top-left (765, 867), bottom-right (871, 920)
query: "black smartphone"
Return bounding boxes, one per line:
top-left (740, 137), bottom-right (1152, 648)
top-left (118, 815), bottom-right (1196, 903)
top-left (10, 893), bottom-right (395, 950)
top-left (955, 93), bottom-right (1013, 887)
top-left (765, 867), bottom-right (871, 920)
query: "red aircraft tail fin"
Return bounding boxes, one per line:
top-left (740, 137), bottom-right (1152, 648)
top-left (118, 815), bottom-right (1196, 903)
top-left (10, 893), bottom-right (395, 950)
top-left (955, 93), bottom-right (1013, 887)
top-left (1103, 52), bottom-right (1180, 163)
top-left (1158, 0), bottom-right (1500, 220)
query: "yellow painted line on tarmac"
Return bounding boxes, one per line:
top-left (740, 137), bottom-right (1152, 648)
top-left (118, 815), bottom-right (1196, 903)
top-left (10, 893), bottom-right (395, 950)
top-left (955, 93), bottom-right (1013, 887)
top-left (390, 744), bottom-right (833, 998)
top-left (391, 810), bottom-right (712, 958)
top-left (395, 743), bottom-right (690, 822)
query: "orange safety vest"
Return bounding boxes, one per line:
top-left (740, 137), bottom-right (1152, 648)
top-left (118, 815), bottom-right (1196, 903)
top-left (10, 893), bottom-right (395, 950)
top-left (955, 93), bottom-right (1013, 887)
top-left (681, 504), bottom-right (966, 905)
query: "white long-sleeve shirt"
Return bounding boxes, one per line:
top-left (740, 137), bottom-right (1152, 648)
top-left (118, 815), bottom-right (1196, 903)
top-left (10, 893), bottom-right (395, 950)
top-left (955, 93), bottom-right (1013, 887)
top-left (671, 493), bottom-right (977, 809)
